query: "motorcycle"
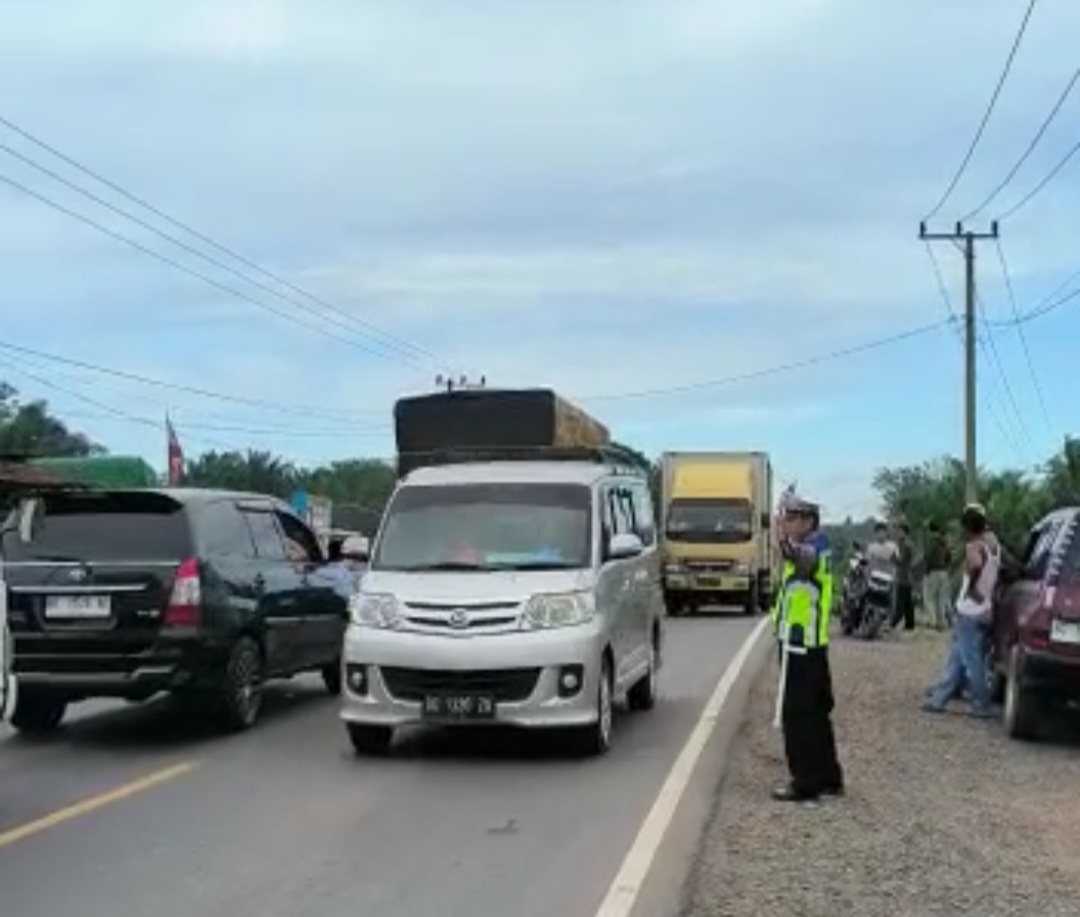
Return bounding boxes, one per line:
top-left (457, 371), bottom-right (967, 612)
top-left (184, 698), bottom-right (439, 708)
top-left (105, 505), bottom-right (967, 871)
top-left (841, 556), bottom-right (894, 640)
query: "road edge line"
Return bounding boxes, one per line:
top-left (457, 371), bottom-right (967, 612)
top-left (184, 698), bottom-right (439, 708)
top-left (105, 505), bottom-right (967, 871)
top-left (0, 759), bottom-right (200, 850)
top-left (593, 617), bottom-right (772, 917)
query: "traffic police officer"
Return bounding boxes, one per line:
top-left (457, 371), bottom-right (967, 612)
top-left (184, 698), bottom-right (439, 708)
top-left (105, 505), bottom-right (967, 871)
top-left (771, 494), bottom-right (845, 803)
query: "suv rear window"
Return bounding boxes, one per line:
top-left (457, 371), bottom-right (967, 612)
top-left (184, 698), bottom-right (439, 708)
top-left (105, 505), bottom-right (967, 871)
top-left (5, 491), bottom-right (193, 562)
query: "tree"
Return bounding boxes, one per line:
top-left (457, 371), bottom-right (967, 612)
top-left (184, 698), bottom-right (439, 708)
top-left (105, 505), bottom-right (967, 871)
top-left (183, 449), bottom-right (299, 497)
top-left (0, 383), bottom-right (103, 458)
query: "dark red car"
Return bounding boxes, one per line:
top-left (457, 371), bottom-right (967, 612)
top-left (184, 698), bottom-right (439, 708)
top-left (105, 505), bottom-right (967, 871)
top-left (988, 508), bottom-right (1080, 739)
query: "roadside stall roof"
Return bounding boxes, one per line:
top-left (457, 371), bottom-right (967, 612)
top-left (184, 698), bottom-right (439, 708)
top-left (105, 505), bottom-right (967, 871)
top-left (27, 455), bottom-right (159, 488)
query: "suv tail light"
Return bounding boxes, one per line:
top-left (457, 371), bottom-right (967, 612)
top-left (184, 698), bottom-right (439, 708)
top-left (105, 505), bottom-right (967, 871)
top-left (164, 557), bottom-right (202, 629)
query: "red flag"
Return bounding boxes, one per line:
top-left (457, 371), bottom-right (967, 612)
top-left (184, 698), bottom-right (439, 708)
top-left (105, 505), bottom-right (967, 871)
top-left (166, 416), bottom-right (185, 486)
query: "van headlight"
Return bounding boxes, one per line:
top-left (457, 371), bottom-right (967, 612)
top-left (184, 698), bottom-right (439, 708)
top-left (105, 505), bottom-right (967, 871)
top-left (521, 591), bottom-right (596, 630)
top-left (349, 592), bottom-right (403, 629)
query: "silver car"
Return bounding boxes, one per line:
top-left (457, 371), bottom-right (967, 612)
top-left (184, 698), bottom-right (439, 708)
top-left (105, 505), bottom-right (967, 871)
top-left (340, 459), bottom-right (664, 756)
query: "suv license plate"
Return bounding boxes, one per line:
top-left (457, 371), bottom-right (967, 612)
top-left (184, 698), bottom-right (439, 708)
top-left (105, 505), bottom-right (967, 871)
top-left (1050, 619), bottom-right (1080, 645)
top-left (44, 595), bottom-right (112, 620)
top-left (422, 694), bottom-right (496, 720)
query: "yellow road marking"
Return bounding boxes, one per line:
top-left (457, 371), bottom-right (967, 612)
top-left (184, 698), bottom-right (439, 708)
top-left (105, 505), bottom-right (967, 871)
top-left (0, 760), bottom-right (200, 850)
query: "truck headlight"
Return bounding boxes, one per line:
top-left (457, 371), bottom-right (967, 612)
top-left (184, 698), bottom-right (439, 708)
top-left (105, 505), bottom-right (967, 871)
top-left (664, 563), bottom-right (683, 575)
top-left (349, 592), bottom-right (403, 629)
top-left (521, 591), bottom-right (596, 630)
top-left (731, 561), bottom-right (751, 575)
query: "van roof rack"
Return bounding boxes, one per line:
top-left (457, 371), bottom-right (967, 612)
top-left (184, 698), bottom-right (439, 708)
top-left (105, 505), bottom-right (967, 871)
top-left (399, 444), bottom-right (650, 478)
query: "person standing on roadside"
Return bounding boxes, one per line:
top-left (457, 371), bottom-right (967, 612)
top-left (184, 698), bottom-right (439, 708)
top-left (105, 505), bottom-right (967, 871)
top-left (922, 504), bottom-right (999, 718)
top-left (921, 521), bottom-right (953, 630)
top-left (891, 522), bottom-right (916, 631)
top-left (771, 494), bottom-right (844, 804)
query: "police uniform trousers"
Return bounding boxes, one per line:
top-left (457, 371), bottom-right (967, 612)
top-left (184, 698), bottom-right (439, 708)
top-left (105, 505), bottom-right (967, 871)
top-left (781, 644), bottom-right (844, 796)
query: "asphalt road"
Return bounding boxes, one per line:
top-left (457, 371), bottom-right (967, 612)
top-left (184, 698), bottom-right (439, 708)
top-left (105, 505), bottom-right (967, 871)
top-left (0, 616), bottom-right (758, 917)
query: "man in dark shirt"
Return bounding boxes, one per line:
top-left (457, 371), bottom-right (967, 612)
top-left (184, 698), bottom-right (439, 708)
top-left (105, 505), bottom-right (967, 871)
top-left (890, 522), bottom-right (916, 631)
top-left (921, 521), bottom-right (953, 631)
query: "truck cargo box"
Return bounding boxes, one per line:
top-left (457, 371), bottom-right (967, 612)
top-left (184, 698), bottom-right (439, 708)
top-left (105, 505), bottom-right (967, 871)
top-left (394, 388), bottom-right (610, 477)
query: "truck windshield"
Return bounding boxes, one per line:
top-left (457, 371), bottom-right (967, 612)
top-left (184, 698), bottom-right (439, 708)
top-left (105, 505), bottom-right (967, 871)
top-left (666, 498), bottom-right (752, 543)
top-left (372, 482), bottom-right (592, 571)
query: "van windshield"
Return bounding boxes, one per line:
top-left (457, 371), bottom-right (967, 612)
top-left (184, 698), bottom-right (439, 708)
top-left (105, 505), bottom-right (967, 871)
top-left (372, 482), bottom-right (592, 571)
top-left (666, 498), bottom-right (752, 544)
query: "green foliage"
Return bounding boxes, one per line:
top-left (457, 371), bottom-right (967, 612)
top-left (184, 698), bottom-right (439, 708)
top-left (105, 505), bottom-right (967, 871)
top-left (0, 383), bottom-right (103, 458)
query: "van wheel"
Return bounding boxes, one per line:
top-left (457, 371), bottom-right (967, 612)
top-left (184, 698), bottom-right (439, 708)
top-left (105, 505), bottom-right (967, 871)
top-left (347, 723), bottom-right (394, 756)
top-left (216, 637), bottom-right (264, 732)
top-left (321, 659), bottom-right (343, 695)
top-left (627, 639), bottom-right (658, 712)
top-left (570, 657), bottom-right (614, 756)
top-left (11, 690), bottom-right (67, 737)
top-left (1003, 647), bottom-right (1040, 741)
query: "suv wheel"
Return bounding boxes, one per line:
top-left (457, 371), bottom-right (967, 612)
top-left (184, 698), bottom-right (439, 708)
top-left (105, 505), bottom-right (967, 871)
top-left (347, 723), bottom-right (393, 756)
top-left (321, 659), bottom-right (343, 695)
top-left (1003, 646), bottom-right (1040, 741)
top-left (627, 637), bottom-right (658, 712)
top-left (11, 690), bottom-right (67, 737)
top-left (217, 637), bottom-right (264, 732)
top-left (570, 656), bottom-right (614, 756)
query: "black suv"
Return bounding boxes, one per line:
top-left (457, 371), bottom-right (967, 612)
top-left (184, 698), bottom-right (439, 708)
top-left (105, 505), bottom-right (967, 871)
top-left (4, 488), bottom-right (347, 735)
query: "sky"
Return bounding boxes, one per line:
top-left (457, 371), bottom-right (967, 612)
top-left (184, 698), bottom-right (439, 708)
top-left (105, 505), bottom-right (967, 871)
top-left (1, 0), bottom-right (1079, 520)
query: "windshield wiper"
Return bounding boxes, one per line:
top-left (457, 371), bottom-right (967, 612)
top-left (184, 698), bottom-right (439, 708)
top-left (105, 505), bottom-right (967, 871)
top-left (488, 560), bottom-right (575, 571)
top-left (397, 561), bottom-right (494, 572)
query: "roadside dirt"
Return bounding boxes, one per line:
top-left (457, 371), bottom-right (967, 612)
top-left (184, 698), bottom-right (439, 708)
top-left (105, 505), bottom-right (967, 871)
top-left (682, 630), bottom-right (1080, 917)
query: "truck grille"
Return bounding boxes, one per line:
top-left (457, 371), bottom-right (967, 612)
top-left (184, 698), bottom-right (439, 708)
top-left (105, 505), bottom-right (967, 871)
top-left (379, 667), bottom-right (541, 703)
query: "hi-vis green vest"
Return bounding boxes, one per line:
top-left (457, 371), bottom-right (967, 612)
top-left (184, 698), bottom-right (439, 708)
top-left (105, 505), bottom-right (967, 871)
top-left (771, 534), bottom-right (833, 648)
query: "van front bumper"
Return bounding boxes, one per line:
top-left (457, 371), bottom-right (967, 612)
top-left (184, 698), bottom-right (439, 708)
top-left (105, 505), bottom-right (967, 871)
top-left (340, 622), bottom-right (607, 729)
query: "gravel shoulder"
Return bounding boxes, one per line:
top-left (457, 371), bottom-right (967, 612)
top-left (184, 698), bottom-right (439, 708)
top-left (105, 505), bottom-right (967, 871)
top-left (682, 630), bottom-right (1080, 917)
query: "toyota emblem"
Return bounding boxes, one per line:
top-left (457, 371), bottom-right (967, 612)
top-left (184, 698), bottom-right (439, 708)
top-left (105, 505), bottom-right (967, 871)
top-left (448, 608), bottom-right (470, 629)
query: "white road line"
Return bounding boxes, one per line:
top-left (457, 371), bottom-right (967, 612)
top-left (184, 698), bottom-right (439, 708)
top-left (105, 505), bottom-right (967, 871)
top-left (593, 617), bottom-right (770, 917)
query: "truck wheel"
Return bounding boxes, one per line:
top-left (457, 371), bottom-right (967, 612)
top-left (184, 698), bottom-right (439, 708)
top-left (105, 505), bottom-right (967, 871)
top-left (11, 690), bottom-right (67, 737)
top-left (743, 582), bottom-right (759, 616)
top-left (664, 593), bottom-right (684, 617)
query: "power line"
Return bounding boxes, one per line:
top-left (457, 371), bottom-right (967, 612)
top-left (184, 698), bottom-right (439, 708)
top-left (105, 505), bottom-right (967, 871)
top-left (0, 113), bottom-right (450, 371)
top-left (0, 142), bottom-right (429, 368)
top-left (0, 337), bottom-right (390, 422)
top-left (993, 237), bottom-right (1053, 429)
top-left (923, 242), bottom-right (1026, 460)
top-left (962, 65), bottom-right (1080, 220)
top-left (578, 321), bottom-right (950, 402)
top-left (975, 291), bottom-right (1032, 450)
top-left (923, 0), bottom-right (1040, 221)
top-left (995, 134), bottom-right (1080, 221)
top-left (0, 170), bottom-right (430, 364)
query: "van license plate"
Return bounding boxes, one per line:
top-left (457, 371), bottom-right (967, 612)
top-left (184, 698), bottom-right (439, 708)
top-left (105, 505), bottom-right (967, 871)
top-left (44, 595), bottom-right (112, 620)
top-left (1050, 620), bottom-right (1080, 645)
top-left (422, 694), bottom-right (496, 720)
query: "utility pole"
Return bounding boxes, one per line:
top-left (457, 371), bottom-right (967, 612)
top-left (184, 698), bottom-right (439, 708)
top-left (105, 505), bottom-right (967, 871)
top-left (919, 220), bottom-right (999, 504)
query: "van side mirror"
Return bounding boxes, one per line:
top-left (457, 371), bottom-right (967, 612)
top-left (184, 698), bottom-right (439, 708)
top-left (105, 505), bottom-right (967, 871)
top-left (760, 512), bottom-right (771, 530)
top-left (607, 532), bottom-right (644, 560)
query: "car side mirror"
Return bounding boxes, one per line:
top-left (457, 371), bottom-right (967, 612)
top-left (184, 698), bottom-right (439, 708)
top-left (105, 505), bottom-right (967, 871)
top-left (607, 532), bottom-right (644, 560)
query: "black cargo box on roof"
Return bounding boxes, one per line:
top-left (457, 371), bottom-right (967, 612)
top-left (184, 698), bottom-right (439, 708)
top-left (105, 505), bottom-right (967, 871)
top-left (393, 388), bottom-right (611, 477)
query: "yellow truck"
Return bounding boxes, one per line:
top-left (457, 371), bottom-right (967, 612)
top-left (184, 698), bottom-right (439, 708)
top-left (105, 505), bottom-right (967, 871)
top-left (659, 451), bottom-right (773, 616)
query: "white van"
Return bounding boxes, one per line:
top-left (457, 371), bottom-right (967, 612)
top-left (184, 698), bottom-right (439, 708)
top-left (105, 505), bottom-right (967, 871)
top-left (340, 455), bottom-right (664, 756)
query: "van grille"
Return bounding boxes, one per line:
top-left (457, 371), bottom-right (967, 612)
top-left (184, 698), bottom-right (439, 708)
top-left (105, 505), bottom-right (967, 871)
top-left (379, 667), bottom-right (541, 703)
